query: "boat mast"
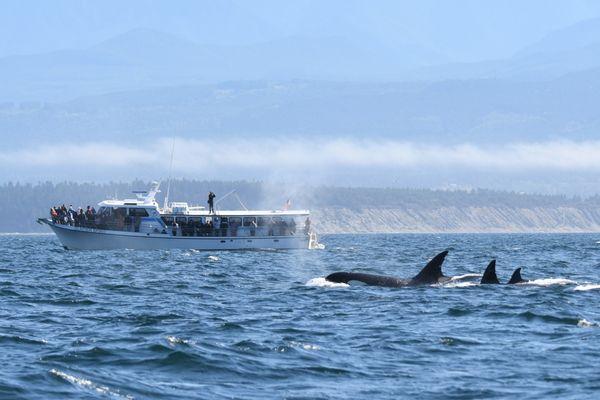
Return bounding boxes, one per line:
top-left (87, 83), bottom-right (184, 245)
top-left (163, 137), bottom-right (176, 211)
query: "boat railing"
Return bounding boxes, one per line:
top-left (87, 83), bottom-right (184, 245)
top-left (50, 217), bottom-right (309, 237)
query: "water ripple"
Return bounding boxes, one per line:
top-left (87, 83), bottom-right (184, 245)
top-left (0, 233), bottom-right (599, 399)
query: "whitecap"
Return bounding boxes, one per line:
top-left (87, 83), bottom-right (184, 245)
top-left (288, 341), bottom-right (321, 351)
top-left (306, 277), bottom-right (349, 288)
top-left (577, 319), bottom-right (597, 328)
top-left (166, 335), bottom-right (194, 346)
top-left (50, 369), bottom-right (132, 399)
top-left (574, 284), bottom-right (600, 292)
top-left (208, 255), bottom-right (219, 262)
top-left (524, 278), bottom-right (577, 286)
top-left (441, 281), bottom-right (478, 288)
top-left (450, 273), bottom-right (481, 281)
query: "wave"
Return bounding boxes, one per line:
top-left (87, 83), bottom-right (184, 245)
top-left (50, 369), bottom-right (132, 399)
top-left (441, 281), bottom-right (478, 288)
top-left (208, 255), bottom-right (219, 262)
top-left (306, 277), bottom-right (349, 288)
top-left (574, 284), bottom-right (600, 292)
top-left (577, 319), bottom-right (598, 328)
top-left (523, 278), bottom-right (577, 287)
top-left (0, 334), bottom-right (47, 345)
top-left (450, 273), bottom-right (481, 281)
top-left (166, 335), bottom-right (195, 347)
top-left (517, 311), bottom-right (580, 325)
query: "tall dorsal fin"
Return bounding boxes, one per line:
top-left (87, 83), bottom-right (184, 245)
top-left (411, 251), bottom-right (448, 284)
top-left (480, 260), bottom-right (500, 284)
top-left (508, 267), bottom-right (526, 284)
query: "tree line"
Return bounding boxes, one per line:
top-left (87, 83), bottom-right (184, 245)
top-left (1, 179), bottom-right (599, 232)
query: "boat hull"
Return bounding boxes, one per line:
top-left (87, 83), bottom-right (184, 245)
top-left (40, 220), bottom-right (312, 250)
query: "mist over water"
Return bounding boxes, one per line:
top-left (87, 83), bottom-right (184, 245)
top-left (1, 233), bottom-right (599, 398)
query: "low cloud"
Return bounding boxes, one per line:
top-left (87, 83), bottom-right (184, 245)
top-left (2, 138), bottom-right (600, 172)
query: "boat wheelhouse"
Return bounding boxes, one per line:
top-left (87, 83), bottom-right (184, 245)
top-left (38, 182), bottom-right (321, 250)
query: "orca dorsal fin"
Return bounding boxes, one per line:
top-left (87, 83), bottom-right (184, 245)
top-left (508, 268), bottom-right (526, 284)
top-left (411, 251), bottom-right (448, 284)
top-left (480, 260), bottom-right (500, 284)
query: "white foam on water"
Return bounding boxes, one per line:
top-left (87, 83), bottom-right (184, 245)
top-left (450, 273), bottom-right (481, 281)
top-left (50, 369), bottom-right (132, 399)
top-left (524, 278), bottom-right (577, 287)
top-left (306, 277), bottom-right (349, 288)
top-left (289, 341), bottom-right (321, 351)
top-left (441, 281), bottom-right (478, 288)
top-left (208, 255), bottom-right (219, 262)
top-left (574, 284), bottom-right (600, 292)
top-left (577, 319), bottom-right (597, 328)
top-left (166, 335), bottom-right (195, 346)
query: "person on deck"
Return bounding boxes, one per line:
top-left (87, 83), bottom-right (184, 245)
top-left (207, 192), bottom-right (216, 214)
top-left (50, 207), bottom-right (58, 223)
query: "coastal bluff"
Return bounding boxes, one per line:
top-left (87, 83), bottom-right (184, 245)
top-left (312, 206), bottom-right (600, 233)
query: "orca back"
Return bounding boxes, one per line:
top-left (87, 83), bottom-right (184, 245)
top-left (410, 251), bottom-right (449, 285)
top-left (508, 268), bottom-right (527, 284)
top-left (480, 260), bottom-right (500, 284)
top-left (325, 272), bottom-right (407, 287)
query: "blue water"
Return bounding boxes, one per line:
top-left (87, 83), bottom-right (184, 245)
top-left (1, 233), bottom-right (599, 399)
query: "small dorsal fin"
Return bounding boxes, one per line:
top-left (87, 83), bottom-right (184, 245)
top-left (508, 267), bottom-right (526, 284)
top-left (411, 251), bottom-right (448, 284)
top-left (480, 260), bottom-right (500, 284)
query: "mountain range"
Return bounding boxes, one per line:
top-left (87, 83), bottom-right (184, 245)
top-left (2, 14), bottom-right (600, 102)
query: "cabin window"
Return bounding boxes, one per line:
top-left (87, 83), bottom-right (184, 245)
top-left (243, 217), bottom-right (257, 227)
top-left (176, 217), bottom-right (187, 224)
top-left (257, 217), bottom-right (271, 226)
top-left (229, 217), bottom-right (242, 226)
top-left (129, 208), bottom-right (149, 217)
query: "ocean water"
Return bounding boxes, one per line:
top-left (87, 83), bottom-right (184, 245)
top-left (1, 233), bottom-right (599, 399)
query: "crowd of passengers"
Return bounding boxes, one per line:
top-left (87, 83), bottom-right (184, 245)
top-left (168, 218), bottom-right (215, 237)
top-left (50, 204), bottom-right (97, 227)
top-left (165, 216), bottom-right (307, 237)
top-left (50, 204), bottom-right (311, 236)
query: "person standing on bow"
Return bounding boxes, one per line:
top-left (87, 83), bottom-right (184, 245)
top-left (207, 191), bottom-right (216, 214)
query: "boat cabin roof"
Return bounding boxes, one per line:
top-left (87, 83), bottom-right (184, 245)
top-left (98, 200), bottom-right (309, 217)
top-left (98, 199), bottom-right (156, 208)
top-left (175, 210), bottom-right (310, 217)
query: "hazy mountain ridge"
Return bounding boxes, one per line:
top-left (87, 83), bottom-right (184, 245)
top-left (2, 73), bottom-right (599, 146)
top-left (3, 13), bottom-right (600, 101)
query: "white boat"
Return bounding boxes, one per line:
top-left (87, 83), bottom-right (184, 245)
top-left (38, 182), bottom-right (322, 250)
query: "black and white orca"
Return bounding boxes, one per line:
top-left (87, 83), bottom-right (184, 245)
top-left (480, 261), bottom-right (528, 284)
top-left (325, 251), bottom-right (451, 287)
